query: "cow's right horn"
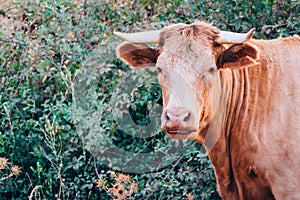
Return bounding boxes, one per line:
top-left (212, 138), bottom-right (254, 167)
top-left (114, 30), bottom-right (161, 44)
top-left (216, 28), bottom-right (256, 44)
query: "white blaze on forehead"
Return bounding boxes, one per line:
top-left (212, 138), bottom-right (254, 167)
top-left (163, 67), bottom-right (199, 108)
top-left (158, 48), bottom-right (215, 82)
top-left (162, 36), bottom-right (216, 75)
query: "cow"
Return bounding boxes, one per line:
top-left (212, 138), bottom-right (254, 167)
top-left (114, 22), bottom-right (300, 199)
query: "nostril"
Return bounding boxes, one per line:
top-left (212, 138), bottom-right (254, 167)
top-left (166, 112), bottom-right (171, 120)
top-left (183, 112), bottom-right (190, 122)
top-left (166, 112), bottom-right (177, 121)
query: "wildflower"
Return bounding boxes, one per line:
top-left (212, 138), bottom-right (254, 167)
top-left (186, 193), bottom-right (194, 200)
top-left (117, 173), bottom-right (130, 182)
top-left (96, 178), bottom-right (106, 188)
top-left (112, 182), bottom-right (122, 190)
top-left (115, 186), bottom-right (126, 199)
top-left (0, 158), bottom-right (9, 170)
top-left (110, 182), bottom-right (126, 200)
top-left (130, 182), bottom-right (138, 191)
top-left (11, 165), bottom-right (21, 176)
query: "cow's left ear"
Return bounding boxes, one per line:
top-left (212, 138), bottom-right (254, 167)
top-left (116, 41), bottom-right (158, 68)
top-left (217, 43), bottom-right (260, 69)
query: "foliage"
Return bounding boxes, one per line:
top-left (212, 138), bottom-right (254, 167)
top-left (0, 0), bottom-right (299, 199)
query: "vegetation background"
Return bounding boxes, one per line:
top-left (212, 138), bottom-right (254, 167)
top-left (0, 0), bottom-right (299, 199)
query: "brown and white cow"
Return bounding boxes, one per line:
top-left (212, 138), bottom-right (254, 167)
top-left (114, 22), bottom-right (300, 199)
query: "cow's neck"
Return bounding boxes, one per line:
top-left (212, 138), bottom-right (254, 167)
top-left (205, 68), bottom-right (257, 199)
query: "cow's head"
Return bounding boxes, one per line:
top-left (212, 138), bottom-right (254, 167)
top-left (115, 22), bottom-right (259, 143)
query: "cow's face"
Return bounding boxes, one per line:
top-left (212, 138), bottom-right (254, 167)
top-left (116, 23), bottom-right (259, 143)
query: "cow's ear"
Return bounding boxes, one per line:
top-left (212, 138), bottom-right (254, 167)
top-left (116, 42), bottom-right (158, 67)
top-left (217, 43), bottom-right (260, 69)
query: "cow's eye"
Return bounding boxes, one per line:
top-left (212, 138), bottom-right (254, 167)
top-left (208, 67), bottom-right (215, 73)
top-left (157, 67), bottom-right (162, 73)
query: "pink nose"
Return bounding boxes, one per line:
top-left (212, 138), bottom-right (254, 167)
top-left (162, 108), bottom-right (193, 132)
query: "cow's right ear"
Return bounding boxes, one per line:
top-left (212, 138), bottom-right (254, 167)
top-left (116, 42), bottom-right (158, 67)
top-left (216, 43), bottom-right (260, 69)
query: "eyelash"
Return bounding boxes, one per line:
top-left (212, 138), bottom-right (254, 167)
top-left (157, 67), bottom-right (162, 73)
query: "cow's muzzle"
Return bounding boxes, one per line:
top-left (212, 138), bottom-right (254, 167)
top-left (161, 107), bottom-right (196, 135)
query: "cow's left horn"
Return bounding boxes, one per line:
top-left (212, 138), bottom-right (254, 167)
top-left (113, 30), bottom-right (161, 43)
top-left (216, 28), bottom-right (256, 44)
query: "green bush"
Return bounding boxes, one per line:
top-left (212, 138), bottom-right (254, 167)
top-left (0, 0), bottom-right (299, 199)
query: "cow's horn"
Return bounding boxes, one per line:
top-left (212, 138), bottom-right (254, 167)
top-left (216, 28), bottom-right (256, 44)
top-left (113, 30), bottom-right (161, 43)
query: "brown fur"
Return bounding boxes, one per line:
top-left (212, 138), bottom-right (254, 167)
top-left (116, 22), bottom-right (300, 199)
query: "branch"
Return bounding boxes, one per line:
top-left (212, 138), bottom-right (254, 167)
top-left (28, 185), bottom-right (42, 200)
top-left (94, 156), bottom-right (100, 178)
top-left (0, 39), bottom-right (26, 46)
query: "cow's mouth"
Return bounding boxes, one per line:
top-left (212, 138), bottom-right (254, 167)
top-left (167, 129), bottom-right (196, 136)
top-left (166, 129), bottom-right (197, 140)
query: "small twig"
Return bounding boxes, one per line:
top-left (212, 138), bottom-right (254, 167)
top-left (78, 0), bottom-right (87, 25)
top-left (0, 39), bottom-right (26, 46)
top-left (0, 38), bottom-right (37, 52)
top-left (0, 173), bottom-right (14, 183)
top-left (28, 185), bottom-right (42, 200)
top-left (38, 144), bottom-right (59, 170)
top-left (94, 156), bottom-right (100, 179)
top-left (13, 103), bottom-right (25, 120)
top-left (57, 164), bottom-right (63, 200)
top-left (25, 173), bottom-right (33, 188)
